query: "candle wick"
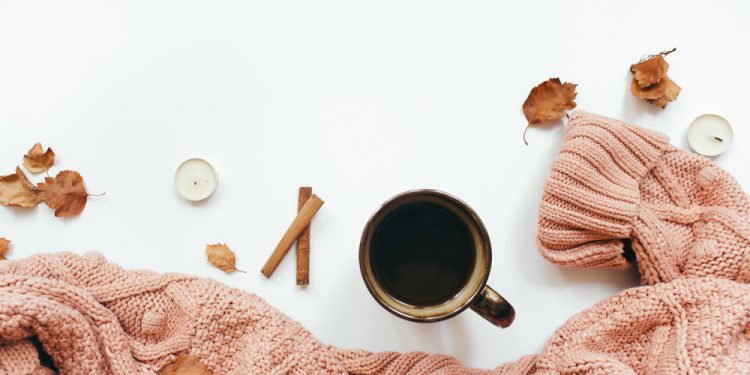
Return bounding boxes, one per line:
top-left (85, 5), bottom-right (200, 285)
top-left (714, 136), bottom-right (724, 143)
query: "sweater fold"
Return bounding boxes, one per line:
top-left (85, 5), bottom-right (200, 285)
top-left (537, 111), bottom-right (670, 269)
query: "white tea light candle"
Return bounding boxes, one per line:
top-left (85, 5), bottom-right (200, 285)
top-left (174, 158), bottom-right (218, 201)
top-left (687, 114), bottom-right (733, 157)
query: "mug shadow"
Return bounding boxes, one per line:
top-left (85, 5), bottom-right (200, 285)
top-left (325, 267), bottom-right (473, 364)
top-left (393, 311), bottom-right (471, 362)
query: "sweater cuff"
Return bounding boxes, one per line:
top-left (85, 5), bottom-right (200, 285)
top-left (536, 111), bottom-right (670, 269)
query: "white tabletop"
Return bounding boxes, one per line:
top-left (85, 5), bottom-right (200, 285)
top-left (2, 1), bottom-right (748, 369)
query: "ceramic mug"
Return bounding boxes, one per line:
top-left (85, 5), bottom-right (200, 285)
top-left (359, 190), bottom-right (515, 327)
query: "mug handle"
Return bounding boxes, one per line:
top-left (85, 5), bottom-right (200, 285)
top-left (469, 285), bottom-right (515, 328)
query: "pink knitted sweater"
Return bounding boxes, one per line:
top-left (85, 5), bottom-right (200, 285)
top-left (1, 111), bottom-right (749, 374)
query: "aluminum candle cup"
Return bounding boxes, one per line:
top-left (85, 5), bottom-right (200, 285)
top-left (174, 158), bottom-right (218, 202)
top-left (687, 114), bottom-right (733, 157)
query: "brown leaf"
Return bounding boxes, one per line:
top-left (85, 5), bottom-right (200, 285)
top-left (629, 49), bottom-right (680, 108)
top-left (523, 78), bottom-right (578, 125)
top-left (0, 167), bottom-right (42, 207)
top-left (649, 76), bottom-right (681, 108)
top-left (630, 78), bottom-right (663, 100)
top-left (23, 143), bottom-right (55, 173)
top-left (206, 243), bottom-right (244, 273)
top-left (630, 55), bottom-right (668, 88)
top-left (158, 354), bottom-right (211, 375)
top-left (0, 238), bottom-right (9, 261)
top-left (521, 78), bottom-right (577, 144)
top-left (37, 170), bottom-right (88, 217)
top-left (631, 75), bottom-right (681, 109)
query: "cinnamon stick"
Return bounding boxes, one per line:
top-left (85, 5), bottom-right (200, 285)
top-left (261, 194), bottom-right (324, 278)
top-left (296, 187), bottom-right (312, 285)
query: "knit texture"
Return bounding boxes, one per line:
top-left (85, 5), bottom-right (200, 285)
top-left (1, 111), bottom-right (749, 374)
top-left (538, 111), bottom-right (750, 284)
top-left (534, 111), bottom-right (750, 373)
top-left (0, 252), bottom-right (509, 374)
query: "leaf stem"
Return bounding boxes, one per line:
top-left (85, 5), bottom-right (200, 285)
top-left (639, 47), bottom-right (677, 63)
top-left (87, 192), bottom-right (106, 197)
top-left (660, 47), bottom-right (677, 56)
top-left (523, 124), bottom-right (530, 145)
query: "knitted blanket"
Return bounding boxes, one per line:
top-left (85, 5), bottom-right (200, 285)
top-left (1, 111), bottom-right (749, 374)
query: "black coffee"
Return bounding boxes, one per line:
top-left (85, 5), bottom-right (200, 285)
top-left (370, 201), bottom-right (475, 306)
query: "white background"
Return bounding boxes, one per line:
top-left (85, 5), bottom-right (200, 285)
top-left (1, 1), bottom-right (749, 370)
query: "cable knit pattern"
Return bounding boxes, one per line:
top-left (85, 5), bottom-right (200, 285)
top-left (0, 252), bottom-right (508, 374)
top-left (1, 111), bottom-right (750, 374)
top-left (537, 111), bottom-right (671, 269)
top-left (538, 111), bottom-right (750, 285)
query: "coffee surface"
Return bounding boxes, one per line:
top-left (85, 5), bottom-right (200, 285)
top-left (370, 201), bottom-right (475, 307)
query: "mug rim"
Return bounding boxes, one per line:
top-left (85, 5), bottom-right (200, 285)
top-left (359, 189), bottom-right (492, 323)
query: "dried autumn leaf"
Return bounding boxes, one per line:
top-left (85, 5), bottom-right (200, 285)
top-left (158, 354), bottom-right (211, 375)
top-left (522, 78), bottom-right (577, 145)
top-left (523, 78), bottom-right (578, 124)
top-left (206, 243), bottom-right (244, 273)
top-left (37, 170), bottom-right (88, 217)
top-left (629, 48), bottom-right (680, 108)
top-left (631, 75), bottom-right (681, 108)
top-left (0, 238), bottom-right (9, 261)
top-left (630, 78), bottom-right (664, 100)
top-left (645, 84), bottom-right (679, 108)
top-left (649, 76), bottom-right (681, 108)
top-left (630, 54), bottom-right (668, 88)
top-left (23, 143), bottom-right (55, 173)
top-left (0, 167), bottom-right (42, 207)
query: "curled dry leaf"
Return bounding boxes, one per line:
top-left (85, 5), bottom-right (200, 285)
top-left (158, 353), bottom-right (211, 375)
top-left (23, 143), bottom-right (55, 173)
top-left (631, 75), bottom-right (681, 109)
top-left (630, 55), bottom-right (668, 88)
top-left (629, 73), bottom-right (682, 101)
top-left (0, 167), bottom-right (42, 207)
top-left (629, 49), bottom-right (681, 108)
top-left (0, 237), bottom-right (9, 261)
top-left (647, 85), bottom-right (681, 108)
top-left (522, 78), bottom-right (577, 145)
top-left (206, 243), bottom-right (244, 273)
top-left (37, 170), bottom-right (88, 217)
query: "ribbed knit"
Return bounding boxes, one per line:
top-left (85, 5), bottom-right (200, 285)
top-left (538, 111), bottom-right (750, 285)
top-left (538, 111), bottom-right (671, 270)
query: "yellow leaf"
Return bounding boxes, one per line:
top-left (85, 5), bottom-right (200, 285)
top-left (206, 243), bottom-right (244, 273)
